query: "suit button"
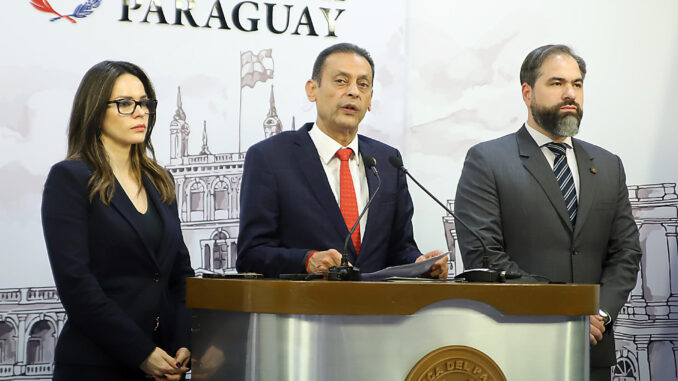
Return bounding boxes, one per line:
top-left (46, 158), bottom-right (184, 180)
top-left (153, 273), bottom-right (160, 282)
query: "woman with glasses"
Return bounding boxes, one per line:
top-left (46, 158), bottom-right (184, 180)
top-left (41, 61), bottom-right (194, 380)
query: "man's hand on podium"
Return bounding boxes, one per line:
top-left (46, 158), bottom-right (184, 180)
top-left (589, 314), bottom-right (606, 345)
top-left (416, 250), bottom-right (449, 279)
top-left (306, 249), bottom-right (343, 273)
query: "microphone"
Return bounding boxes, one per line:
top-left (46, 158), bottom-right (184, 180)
top-left (387, 155), bottom-right (521, 282)
top-left (328, 155), bottom-right (381, 281)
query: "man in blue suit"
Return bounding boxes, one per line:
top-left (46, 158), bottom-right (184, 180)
top-left (236, 43), bottom-right (447, 278)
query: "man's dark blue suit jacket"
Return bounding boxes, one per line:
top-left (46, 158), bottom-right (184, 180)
top-left (236, 123), bottom-right (422, 277)
top-left (41, 160), bottom-right (194, 372)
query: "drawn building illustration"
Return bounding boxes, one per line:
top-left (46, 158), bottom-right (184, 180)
top-left (263, 86), bottom-right (283, 138)
top-left (443, 183), bottom-right (678, 380)
top-left (0, 288), bottom-right (63, 380)
top-left (612, 183), bottom-right (678, 380)
top-left (166, 85), bottom-right (283, 276)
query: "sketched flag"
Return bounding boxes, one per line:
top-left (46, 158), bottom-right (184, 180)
top-left (240, 49), bottom-right (274, 88)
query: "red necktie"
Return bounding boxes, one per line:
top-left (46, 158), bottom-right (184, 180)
top-left (335, 148), bottom-right (361, 254)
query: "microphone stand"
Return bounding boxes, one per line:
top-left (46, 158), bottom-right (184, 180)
top-left (328, 156), bottom-right (381, 281)
top-left (388, 156), bottom-right (518, 283)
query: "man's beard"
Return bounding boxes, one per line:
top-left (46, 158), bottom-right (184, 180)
top-left (531, 98), bottom-right (583, 138)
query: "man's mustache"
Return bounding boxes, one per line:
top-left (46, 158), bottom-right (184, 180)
top-left (558, 100), bottom-right (581, 111)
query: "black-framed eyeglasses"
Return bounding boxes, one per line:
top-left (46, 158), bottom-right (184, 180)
top-left (107, 98), bottom-right (158, 115)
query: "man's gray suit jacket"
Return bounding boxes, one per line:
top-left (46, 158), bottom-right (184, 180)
top-left (454, 125), bottom-right (642, 367)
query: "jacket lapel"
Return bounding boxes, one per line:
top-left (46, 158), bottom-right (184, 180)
top-left (516, 125), bottom-right (573, 232)
top-left (294, 124), bottom-right (349, 245)
top-left (143, 175), bottom-right (173, 264)
top-left (109, 177), bottom-right (159, 267)
top-left (572, 139), bottom-right (596, 240)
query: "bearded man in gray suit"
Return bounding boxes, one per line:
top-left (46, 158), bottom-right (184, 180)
top-left (454, 44), bottom-right (642, 381)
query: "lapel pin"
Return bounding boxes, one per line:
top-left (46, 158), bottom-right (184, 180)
top-left (590, 167), bottom-right (597, 174)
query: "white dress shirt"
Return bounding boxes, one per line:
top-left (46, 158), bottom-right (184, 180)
top-left (525, 121), bottom-right (580, 201)
top-left (309, 124), bottom-right (369, 239)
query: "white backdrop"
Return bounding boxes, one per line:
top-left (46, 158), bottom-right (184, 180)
top-left (1, 0), bottom-right (408, 288)
top-left (1, 0), bottom-right (677, 380)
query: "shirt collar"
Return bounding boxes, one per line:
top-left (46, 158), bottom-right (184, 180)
top-left (525, 120), bottom-right (573, 149)
top-left (309, 123), bottom-right (360, 164)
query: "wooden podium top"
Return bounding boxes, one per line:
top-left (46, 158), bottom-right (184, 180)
top-left (186, 278), bottom-right (598, 316)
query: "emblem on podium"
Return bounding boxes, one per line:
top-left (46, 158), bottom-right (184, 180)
top-left (406, 345), bottom-right (506, 381)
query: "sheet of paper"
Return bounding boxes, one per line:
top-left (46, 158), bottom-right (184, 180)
top-left (360, 252), bottom-right (449, 281)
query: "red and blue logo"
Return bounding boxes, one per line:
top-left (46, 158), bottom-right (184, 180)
top-left (30, 0), bottom-right (101, 23)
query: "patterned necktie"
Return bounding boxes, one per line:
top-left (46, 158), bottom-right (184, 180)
top-left (335, 148), bottom-right (361, 253)
top-left (544, 142), bottom-right (578, 226)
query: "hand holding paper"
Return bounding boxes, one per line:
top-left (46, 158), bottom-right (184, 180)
top-left (416, 250), bottom-right (449, 279)
top-left (361, 252), bottom-right (450, 281)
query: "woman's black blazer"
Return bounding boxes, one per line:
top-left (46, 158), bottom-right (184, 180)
top-left (41, 160), bottom-right (194, 370)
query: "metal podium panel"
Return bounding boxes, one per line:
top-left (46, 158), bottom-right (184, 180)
top-left (191, 298), bottom-right (589, 381)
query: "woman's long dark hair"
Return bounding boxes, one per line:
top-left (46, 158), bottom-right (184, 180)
top-left (67, 60), bottom-right (175, 204)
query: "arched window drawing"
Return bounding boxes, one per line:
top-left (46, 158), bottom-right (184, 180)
top-left (26, 320), bottom-right (55, 365)
top-left (613, 351), bottom-right (638, 381)
top-left (188, 181), bottom-right (206, 221)
top-left (212, 230), bottom-right (229, 271)
top-left (213, 243), bottom-right (227, 270)
top-left (212, 179), bottom-right (230, 220)
top-left (0, 322), bottom-right (16, 365)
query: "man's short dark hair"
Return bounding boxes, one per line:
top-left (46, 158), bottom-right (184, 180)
top-left (312, 43), bottom-right (375, 85)
top-left (520, 45), bottom-right (586, 87)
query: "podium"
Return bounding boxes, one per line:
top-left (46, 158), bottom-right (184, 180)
top-left (187, 278), bottom-right (598, 381)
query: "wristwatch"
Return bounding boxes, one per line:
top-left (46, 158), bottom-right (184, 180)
top-left (598, 309), bottom-right (612, 327)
